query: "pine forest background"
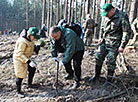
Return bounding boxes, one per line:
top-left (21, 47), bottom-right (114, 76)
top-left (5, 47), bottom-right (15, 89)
top-left (0, 0), bottom-right (138, 38)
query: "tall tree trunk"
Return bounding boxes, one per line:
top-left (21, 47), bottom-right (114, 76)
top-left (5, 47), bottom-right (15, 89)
top-left (26, 0), bottom-right (29, 28)
top-left (34, 0), bottom-right (36, 26)
top-left (92, 0), bottom-right (96, 19)
top-left (90, 0), bottom-right (93, 15)
top-left (75, 0), bottom-right (77, 21)
top-left (129, 0), bottom-right (137, 23)
top-left (128, 0), bottom-right (132, 16)
top-left (47, 0), bottom-right (50, 35)
top-left (82, 0), bottom-right (86, 19)
top-left (71, 0), bottom-right (74, 22)
top-left (68, 0), bottom-right (72, 23)
top-left (60, 0), bottom-right (63, 19)
top-left (42, 0), bottom-right (46, 25)
top-left (50, 0), bottom-right (53, 27)
top-left (121, 0), bottom-right (125, 11)
top-left (95, 0), bottom-right (101, 39)
top-left (64, 0), bottom-right (68, 20)
top-left (79, 0), bottom-right (83, 22)
top-left (57, 0), bottom-right (60, 23)
top-left (124, 0), bottom-right (129, 13)
top-left (86, 0), bottom-right (90, 14)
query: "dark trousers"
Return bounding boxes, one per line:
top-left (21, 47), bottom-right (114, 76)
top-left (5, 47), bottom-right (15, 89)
top-left (64, 50), bottom-right (84, 82)
top-left (16, 65), bottom-right (36, 92)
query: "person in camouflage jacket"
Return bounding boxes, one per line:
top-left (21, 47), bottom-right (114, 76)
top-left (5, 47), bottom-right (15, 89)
top-left (89, 3), bottom-right (131, 86)
top-left (83, 14), bottom-right (97, 46)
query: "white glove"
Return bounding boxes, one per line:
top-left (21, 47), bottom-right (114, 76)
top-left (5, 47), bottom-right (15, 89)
top-left (52, 57), bottom-right (59, 62)
top-left (29, 61), bottom-right (37, 67)
top-left (59, 61), bottom-right (64, 66)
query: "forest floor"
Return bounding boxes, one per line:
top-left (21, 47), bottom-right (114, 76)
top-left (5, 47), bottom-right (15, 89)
top-left (0, 35), bottom-right (138, 102)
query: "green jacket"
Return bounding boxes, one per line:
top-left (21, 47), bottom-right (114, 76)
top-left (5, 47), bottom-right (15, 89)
top-left (100, 9), bottom-right (131, 50)
top-left (51, 26), bottom-right (84, 64)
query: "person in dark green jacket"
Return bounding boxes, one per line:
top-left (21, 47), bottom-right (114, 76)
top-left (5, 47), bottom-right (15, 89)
top-left (89, 3), bottom-right (131, 86)
top-left (50, 26), bottom-right (84, 89)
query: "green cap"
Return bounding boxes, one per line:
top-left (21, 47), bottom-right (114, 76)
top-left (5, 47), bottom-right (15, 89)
top-left (101, 3), bottom-right (113, 17)
top-left (74, 20), bottom-right (78, 23)
top-left (28, 27), bottom-right (40, 39)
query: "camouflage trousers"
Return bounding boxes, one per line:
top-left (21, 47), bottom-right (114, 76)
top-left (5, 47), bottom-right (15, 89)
top-left (84, 30), bottom-right (94, 46)
top-left (130, 33), bottom-right (138, 45)
top-left (95, 43), bottom-right (119, 70)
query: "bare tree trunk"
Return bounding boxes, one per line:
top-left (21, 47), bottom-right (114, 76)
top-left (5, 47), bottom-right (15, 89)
top-left (79, 0), bottom-right (83, 22)
top-left (86, 0), bottom-right (90, 14)
top-left (57, 0), bottom-right (60, 23)
top-left (129, 0), bottom-right (137, 23)
top-left (121, 0), bottom-right (125, 11)
top-left (71, 0), bottom-right (74, 22)
top-left (75, 0), bottom-right (77, 21)
top-left (60, 0), bottom-right (63, 19)
top-left (64, 0), bottom-right (68, 20)
top-left (68, 0), bottom-right (72, 23)
top-left (128, 0), bottom-right (132, 15)
top-left (95, 0), bottom-right (101, 39)
top-left (50, 0), bottom-right (53, 27)
top-left (47, 0), bottom-right (50, 35)
top-left (33, 0), bottom-right (36, 26)
top-left (92, 0), bottom-right (96, 19)
top-left (26, 0), bottom-right (29, 28)
top-left (124, 0), bottom-right (129, 13)
top-left (90, 0), bottom-right (93, 15)
top-left (42, 0), bottom-right (46, 26)
top-left (82, 0), bottom-right (86, 19)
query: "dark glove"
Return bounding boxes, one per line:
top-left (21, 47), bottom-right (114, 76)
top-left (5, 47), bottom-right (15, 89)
top-left (34, 45), bottom-right (40, 54)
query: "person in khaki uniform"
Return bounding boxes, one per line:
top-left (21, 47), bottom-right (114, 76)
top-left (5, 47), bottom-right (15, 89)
top-left (13, 27), bottom-right (42, 96)
top-left (130, 17), bottom-right (138, 45)
top-left (83, 14), bottom-right (97, 46)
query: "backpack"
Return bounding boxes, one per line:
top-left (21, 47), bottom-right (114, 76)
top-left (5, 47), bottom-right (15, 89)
top-left (64, 22), bottom-right (82, 37)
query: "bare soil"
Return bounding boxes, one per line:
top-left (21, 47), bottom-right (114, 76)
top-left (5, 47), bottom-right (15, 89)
top-left (0, 35), bottom-right (138, 102)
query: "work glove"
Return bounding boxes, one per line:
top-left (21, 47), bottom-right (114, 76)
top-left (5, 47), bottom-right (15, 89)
top-left (52, 57), bottom-right (59, 62)
top-left (29, 61), bottom-right (37, 68)
top-left (59, 61), bottom-right (64, 66)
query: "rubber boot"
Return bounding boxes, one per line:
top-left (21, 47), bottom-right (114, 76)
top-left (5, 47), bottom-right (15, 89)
top-left (89, 65), bottom-right (102, 82)
top-left (16, 78), bottom-right (24, 97)
top-left (103, 69), bottom-right (114, 87)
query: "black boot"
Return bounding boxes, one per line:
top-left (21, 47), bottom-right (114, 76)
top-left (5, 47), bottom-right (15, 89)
top-left (28, 77), bottom-right (38, 88)
top-left (28, 66), bottom-right (38, 88)
top-left (72, 81), bottom-right (80, 89)
top-left (89, 65), bottom-right (102, 82)
top-left (104, 69), bottom-right (114, 87)
top-left (16, 78), bottom-right (24, 97)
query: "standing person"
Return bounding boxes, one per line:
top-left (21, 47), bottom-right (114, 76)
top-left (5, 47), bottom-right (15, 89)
top-left (40, 24), bottom-right (47, 38)
top-left (130, 17), bottom-right (138, 45)
top-left (50, 26), bottom-right (84, 89)
top-left (83, 14), bottom-right (97, 46)
top-left (89, 4), bottom-right (131, 86)
top-left (13, 27), bottom-right (44, 96)
top-left (74, 20), bottom-right (84, 39)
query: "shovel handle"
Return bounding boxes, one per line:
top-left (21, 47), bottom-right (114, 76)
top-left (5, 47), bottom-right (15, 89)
top-left (56, 61), bottom-right (59, 92)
